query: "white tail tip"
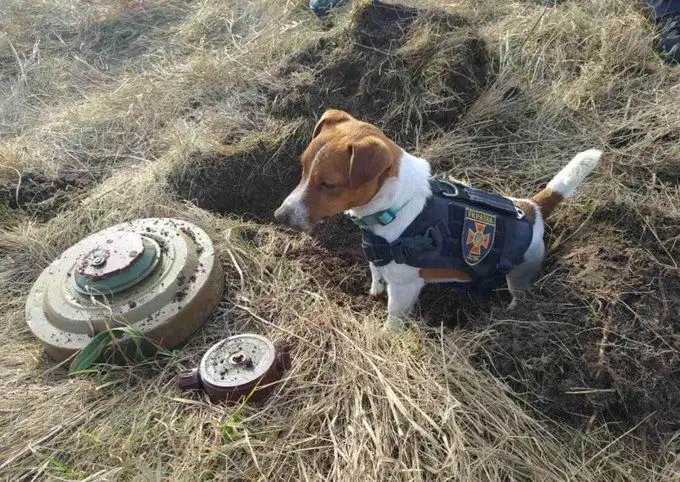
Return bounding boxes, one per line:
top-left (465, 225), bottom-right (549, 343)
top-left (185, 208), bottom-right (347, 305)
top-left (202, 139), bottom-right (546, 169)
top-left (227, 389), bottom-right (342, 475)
top-left (547, 149), bottom-right (602, 198)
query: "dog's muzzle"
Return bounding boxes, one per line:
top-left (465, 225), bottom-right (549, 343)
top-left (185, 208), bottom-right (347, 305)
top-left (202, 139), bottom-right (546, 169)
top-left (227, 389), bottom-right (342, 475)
top-left (274, 204), bottom-right (293, 226)
top-left (274, 203), bottom-right (310, 232)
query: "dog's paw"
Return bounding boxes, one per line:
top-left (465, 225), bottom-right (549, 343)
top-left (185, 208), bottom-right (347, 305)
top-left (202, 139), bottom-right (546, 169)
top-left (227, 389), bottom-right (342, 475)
top-left (506, 297), bottom-right (520, 312)
top-left (383, 314), bottom-right (406, 332)
top-left (369, 278), bottom-right (386, 297)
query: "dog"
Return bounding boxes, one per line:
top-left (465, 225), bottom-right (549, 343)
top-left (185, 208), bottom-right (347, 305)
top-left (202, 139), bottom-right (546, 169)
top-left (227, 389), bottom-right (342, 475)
top-left (275, 109), bottom-right (601, 329)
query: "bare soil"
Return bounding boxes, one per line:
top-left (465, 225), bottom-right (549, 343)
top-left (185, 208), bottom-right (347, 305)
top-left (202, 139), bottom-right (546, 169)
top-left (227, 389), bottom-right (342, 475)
top-left (0, 170), bottom-right (93, 216)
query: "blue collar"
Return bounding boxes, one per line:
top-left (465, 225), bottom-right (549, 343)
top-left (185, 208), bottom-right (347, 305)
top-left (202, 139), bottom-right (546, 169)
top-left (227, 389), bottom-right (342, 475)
top-left (350, 199), bottom-right (411, 227)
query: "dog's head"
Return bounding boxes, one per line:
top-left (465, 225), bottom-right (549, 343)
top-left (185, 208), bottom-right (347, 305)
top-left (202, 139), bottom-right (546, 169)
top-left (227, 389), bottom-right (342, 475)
top-left (274, 110), bottom-right (401, 231)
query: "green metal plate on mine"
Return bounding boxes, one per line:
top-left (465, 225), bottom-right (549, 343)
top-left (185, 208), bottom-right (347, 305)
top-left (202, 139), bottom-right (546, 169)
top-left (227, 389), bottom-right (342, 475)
top-left (74, 236), bottom-right (161, 295)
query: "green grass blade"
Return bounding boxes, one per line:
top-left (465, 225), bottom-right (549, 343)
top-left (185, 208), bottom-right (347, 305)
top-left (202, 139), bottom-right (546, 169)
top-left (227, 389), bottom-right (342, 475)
top-left (69, 331), bottom-right (113, 374)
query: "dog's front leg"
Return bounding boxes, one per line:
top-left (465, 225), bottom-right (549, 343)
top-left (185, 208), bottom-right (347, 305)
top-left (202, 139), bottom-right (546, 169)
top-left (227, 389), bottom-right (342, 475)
top-left (384, 279), bottom-right (425, 330)
top-left (369, 263), bottom-right (386, 297)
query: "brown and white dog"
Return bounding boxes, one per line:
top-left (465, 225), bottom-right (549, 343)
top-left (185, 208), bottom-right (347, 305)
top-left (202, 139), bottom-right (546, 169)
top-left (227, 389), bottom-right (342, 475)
top-left (275, 110), bottom-right (601, 329)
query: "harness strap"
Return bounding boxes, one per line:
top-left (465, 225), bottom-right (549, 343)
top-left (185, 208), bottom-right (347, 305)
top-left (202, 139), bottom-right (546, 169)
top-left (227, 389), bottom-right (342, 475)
top-left (362, 223), bottom-right (446, 267)
top-left (432, 179), bottom-right (520, 216)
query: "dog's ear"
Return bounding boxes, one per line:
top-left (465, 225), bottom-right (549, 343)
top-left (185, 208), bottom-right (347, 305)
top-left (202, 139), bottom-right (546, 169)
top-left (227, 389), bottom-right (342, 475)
top-left (348, 136), bottom-right (392, 188)
top-left (312, 109), bottom-right (353, 139)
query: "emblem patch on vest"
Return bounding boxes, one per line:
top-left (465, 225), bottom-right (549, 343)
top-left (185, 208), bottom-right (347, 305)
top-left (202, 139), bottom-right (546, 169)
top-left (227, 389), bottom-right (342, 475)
top-left (462, 208), bottom-right (496, 266)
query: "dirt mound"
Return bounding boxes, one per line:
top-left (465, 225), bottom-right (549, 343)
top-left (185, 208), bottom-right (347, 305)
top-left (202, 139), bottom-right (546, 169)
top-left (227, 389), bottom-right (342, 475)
top-left (170, 0), bottom-right (489, 219)
top-left (477, 200), bottom-right (680, 447)
top-left (270, 1), bottom-right (488, 144)
top-left (292, 217), bottom-right (375, 311)
top-left (0, 170), bottom-right (92, 216)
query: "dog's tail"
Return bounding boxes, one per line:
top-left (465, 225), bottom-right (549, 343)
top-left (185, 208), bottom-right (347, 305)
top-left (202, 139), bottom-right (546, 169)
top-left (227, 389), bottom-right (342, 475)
top-left (531, 149), bottom-right (602, 219)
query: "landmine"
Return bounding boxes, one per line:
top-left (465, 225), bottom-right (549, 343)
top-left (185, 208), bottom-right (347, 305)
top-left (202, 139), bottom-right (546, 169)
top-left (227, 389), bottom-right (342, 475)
top-left (26, 218), bottom-right (224, 362)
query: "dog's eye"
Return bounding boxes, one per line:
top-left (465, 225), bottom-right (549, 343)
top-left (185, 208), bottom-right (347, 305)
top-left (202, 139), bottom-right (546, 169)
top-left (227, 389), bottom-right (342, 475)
top-left (320, 182), bottom-right (338, 190)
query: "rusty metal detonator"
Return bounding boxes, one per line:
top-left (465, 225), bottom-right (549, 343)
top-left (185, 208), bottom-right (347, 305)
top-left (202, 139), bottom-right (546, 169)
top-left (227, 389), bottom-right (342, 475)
top-left (178, 334), bottom-right (291, 404)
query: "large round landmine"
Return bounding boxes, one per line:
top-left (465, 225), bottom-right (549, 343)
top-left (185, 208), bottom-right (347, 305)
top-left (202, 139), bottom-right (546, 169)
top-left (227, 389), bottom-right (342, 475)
top-left (178, 334), bottom-right (291, 404)
top-left (25, 218), bottom-right (224, 362)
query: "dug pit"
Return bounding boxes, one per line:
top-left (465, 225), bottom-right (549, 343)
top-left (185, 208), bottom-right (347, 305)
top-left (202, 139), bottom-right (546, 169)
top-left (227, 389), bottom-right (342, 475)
top-left (170, 0), bottom-right (490, 219)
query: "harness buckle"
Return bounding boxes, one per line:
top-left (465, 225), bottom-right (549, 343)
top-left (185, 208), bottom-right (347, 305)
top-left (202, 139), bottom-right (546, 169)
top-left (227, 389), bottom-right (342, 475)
top-left (361, 238), bottom-right (391, 266)
top-left (426, 221), bottom-right (448, 247)
top-left (515, 206), bottom-right (525, 219)
top-left (376, 209), bottom-right (396, 226)
top-left (391, 225), bottom-right (443, 264)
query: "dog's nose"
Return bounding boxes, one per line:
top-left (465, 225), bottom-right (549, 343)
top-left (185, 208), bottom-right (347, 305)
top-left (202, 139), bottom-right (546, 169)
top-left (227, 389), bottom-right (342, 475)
top-left (274, 205), bottom-right (290, 226)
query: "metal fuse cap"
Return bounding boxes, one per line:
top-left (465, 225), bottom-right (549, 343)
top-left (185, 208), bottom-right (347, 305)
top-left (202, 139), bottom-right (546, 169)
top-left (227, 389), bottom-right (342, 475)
top-left (25, 218), bottom-right (224, 362)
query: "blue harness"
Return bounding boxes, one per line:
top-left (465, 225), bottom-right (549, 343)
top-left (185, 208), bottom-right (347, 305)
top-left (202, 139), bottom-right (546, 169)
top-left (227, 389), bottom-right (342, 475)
top-left (358, 179), bottom-right (534, 292)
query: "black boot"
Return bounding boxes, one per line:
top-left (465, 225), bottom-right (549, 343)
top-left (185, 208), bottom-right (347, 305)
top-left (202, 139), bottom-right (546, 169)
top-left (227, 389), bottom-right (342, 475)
top-left (658, 13), bottom-right (680, 64)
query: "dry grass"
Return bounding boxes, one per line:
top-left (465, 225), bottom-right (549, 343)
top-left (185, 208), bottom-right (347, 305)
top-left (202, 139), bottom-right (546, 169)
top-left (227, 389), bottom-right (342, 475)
top-left (1, 0), bottom-right (680, 480)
